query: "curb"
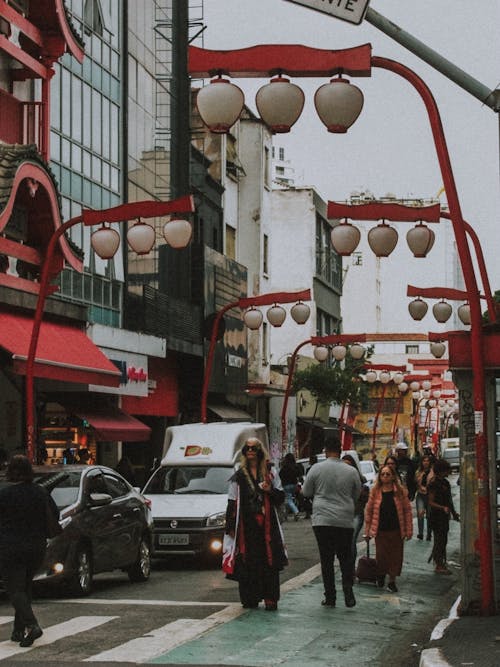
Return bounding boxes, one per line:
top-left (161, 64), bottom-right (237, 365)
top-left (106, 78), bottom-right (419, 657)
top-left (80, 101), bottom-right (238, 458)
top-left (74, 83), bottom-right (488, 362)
top-left (419, 595), bottom-right (461, 667)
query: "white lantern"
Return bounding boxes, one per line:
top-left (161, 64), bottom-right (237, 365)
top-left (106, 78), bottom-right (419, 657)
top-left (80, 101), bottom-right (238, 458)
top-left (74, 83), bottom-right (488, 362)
top-left (365, 370), bottom-right (377, 383)
top-left (163, 218), bottom-right (192, 248)
top-left (406, 223), bottom-right (435, 258)
top-left (439, 399), bottom-right (446, 408)
top-left (331, 345), bottom-right (347, 361)
top-left (314, 346), bottom-right (329, 362)
top-left (432, 389), bottom-right (442, 399)
top-left (408, 297), bottom-right (428, 321)
top-left (349, 343), bottom-right (365, 360)
top-left (428, 399), bottom-right (437, 408)
top-left (266, 304), bottom-right (286, 327)
top-left (430, 341), bottom-right (446, 358)
top-left (422, 380), bottom-right (432, 391)
top-left (255, 76), bottom-right (305, 133)
top-left (447, 399), bottom-right (456, 407)
top-left (410, 381), bottom-right (420, 392)
top-left (127, 221), bottom-right (155, 255)
top-left (196, 77), bottom-right (244, 133)
top-left (290, 301), bottom-right (310, 325)
top-left (367, 222), bottom-right (398, 257)
top-left (314, 77), bottom-right (364, 133)
top-left (91, 225), bottom-right (120, 259)
top-left (458, 302), bottom-right (471, 325)
top-left (412, 391), bottom-right (421, 400)
top-left (243, 307), bottom-right (263, 330)
top-left (330, 221), bottom-right (361, 256)
top-left (432, 300), bottom-right (452, 323)
top-left (393, 372), bottom-right (405, 385)
top-left (379, 371), bottom-right (391, 384)
top-left (422, 390), bottom-right (430, 399)
top-left (398, 382), bottom-right (408, 393)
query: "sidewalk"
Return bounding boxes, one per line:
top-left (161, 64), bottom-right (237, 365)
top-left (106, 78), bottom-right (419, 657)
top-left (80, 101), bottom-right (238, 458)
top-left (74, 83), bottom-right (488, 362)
top-left (147, 517), bottom-right (462, 666)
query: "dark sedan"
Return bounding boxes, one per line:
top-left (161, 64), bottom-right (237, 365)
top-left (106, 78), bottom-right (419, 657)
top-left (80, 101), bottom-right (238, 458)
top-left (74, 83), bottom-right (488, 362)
top-left (31, 464), bottom-right (153, 595)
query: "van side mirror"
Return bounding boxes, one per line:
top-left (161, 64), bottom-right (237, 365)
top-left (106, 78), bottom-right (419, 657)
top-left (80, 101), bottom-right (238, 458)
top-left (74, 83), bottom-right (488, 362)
top-left (88, 492), bottom-right (112, 507)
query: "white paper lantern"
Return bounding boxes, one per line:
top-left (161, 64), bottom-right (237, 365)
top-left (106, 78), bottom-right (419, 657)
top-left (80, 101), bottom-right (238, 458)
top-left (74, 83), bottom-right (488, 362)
top-left (163, 218), bottom-right (192, 248)
top-left (256, 76), bottom-right (304, 133)
top-left (196, 77), bottom-right (244, 133)
top-left (406, 223), bottom-right (435, 258)
top-left (432, 300), bottom-right (452, 323)
top-left (314, 77), bottom-right (364, 133)
top-left (408, 298), bottom-right (428, 321)
top-left (91, 225), bottom-right (120, 259)
top-left (127, 221), bottom-right (155, 255)
top-left (243, 307), bottom-right (263, 330)
top-left (457, 302), bottom-right (471, 325)
top-left (349, 343), bottom-right (365, 360)
top-left (332, 345), bottom-right (347, 361)
top-left (367, 222), bottom-right (398, 257)
top-left (266, 304), bottom-right (287, 327)
top-left (330, 221), bottom-right (361, 256)
top-left (314, 346), bottom-right (329, 362)
top-left (365, 370), bottom-right (377, 383)
top-left (290, 301), bottom-right (310, 325)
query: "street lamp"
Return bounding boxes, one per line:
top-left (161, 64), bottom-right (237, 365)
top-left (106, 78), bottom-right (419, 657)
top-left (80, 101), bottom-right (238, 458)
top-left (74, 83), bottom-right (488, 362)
top-left (201, 288), bottom-right (311, 424)
top-left (25, 195), bottom-right (195, 463)
top-left (281, 333), bottom-right (367, 453)
top-left (188, 41), bottom-right (496, 614)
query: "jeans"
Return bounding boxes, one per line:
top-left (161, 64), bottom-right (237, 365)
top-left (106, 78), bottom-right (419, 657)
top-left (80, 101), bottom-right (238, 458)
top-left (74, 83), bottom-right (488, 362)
top-left (313, 525), bottom-right (354, 601)
top-left (283, 484), bottom-right (299, 515)
top-left (416, 493), bottom-right (431, 538)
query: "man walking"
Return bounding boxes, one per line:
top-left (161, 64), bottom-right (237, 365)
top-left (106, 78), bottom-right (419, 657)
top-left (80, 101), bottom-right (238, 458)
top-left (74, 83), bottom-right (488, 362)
top-left (302, 436), bottom-right (361, 608)
top-left (394, 442), bottom-right (416, 500)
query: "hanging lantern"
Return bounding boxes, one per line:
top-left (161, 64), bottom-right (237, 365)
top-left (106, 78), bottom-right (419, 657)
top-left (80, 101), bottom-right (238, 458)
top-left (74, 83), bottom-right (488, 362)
top-left (290, 301), bottom-right (310, 325)
top-left (255, 76), bottom-right (305, 133)
top-left (410, 381), bottom-right (420, 392)
top-left (412, 391), bottom-right (420, 400)
top-left (127, 220), bottom-right (155, 255)
top-left (447, 399), bottom-right (456, 407)
top-left (91, 224), bottom-right (120, 259)
top-left (439, 399), bottom-right (446, 408)
top-left (163, 218), bottom-right (192, 248)
top-left (422, 380), bottom-right (432, 391)
top-left (408, 297), bottom-right (428, 321)
top-left (432, 299), bottom-right (452, 323)
top-left (398, 382), bottom-right (408, 393)
top-left (457, 302), bottom-right (471, 325)
top-left (379, 371), bottom-right (391, 384)
top-left (314, 346), bottom-right (329, 362)
top-left (367, 221), bottom-right (398, 257)
top-left (365, 370), bottom-right (377, 383)
top-left (349, 343), bottom-right (365, 360)
top-left (330, 220), bottom-right (361, 256)
top-left (266, 304), bottom-right (286, 327)
top-left (331, 344), bottom-right (347, 361)
top-left (432, 389), bottom-right (442, 399)
top-left (393, 372), bottom-right (405, 385)
top-left (196, 77), bottom-right (245, 133)
top-left (430, 341), bottom-right (446, 358)
top-left (406, 222), bottom-right (435, 258)
top-left (314, 76), bottom-right (364, 133)
top-left (243, 307), bottom-right (263, 330)
top-left (428, 399), bottom-right (437, 408)
top-left (422, 390), bottom-right (430, 399)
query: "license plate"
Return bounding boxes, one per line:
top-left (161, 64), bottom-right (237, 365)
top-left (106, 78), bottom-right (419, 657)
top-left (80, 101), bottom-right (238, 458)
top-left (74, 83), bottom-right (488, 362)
top-left (159, 533), bottom-right (189, 546)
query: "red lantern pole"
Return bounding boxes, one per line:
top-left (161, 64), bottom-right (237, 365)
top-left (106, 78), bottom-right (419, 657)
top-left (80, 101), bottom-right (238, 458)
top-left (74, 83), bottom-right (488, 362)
top-left (25, 196), bottom-right (195, 463)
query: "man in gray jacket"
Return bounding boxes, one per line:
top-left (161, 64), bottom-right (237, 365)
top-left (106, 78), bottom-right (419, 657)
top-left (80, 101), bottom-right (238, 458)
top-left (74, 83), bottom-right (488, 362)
top-left (302, 436), bottom-right (361, 608)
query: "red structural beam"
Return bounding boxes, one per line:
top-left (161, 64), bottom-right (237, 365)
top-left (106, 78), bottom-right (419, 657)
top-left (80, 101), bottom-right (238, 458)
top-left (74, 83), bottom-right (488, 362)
top-left (407, 285), bottom-right (473, 301)
top-left (188, 43), bottom-right (372, 78)
top-left (327, 201), bottom-right (441, 222)
top-left (82, 196), bottom-right (195, 226)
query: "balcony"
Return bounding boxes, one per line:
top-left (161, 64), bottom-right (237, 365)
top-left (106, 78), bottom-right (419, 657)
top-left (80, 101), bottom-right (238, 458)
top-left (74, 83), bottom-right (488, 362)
top-left (0, 90), bottom-right (44, 154)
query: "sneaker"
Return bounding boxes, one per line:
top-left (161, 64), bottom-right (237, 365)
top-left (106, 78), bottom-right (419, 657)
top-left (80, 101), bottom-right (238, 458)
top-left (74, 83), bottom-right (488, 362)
top-left (387, 581), bottom-right (398, 593)
top-left (435, 566), bottom-right (452, 575)
top-left (417, 534), bottom-right (423, 540)
top-left (343, 587), bottom-right (356, 608)
top-left (19, 625), bottom-right (43, 647)
top-left (321, 597), bottom-right (336, 607)
top-left (10, 630), bottom-right (23, 642)
top-left (264, 599), bottom-right (278, 611)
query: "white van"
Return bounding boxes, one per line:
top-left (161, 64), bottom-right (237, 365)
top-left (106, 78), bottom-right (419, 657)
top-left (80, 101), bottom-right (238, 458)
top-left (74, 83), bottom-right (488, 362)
top-left (142, 422), bottom-right (268, 560)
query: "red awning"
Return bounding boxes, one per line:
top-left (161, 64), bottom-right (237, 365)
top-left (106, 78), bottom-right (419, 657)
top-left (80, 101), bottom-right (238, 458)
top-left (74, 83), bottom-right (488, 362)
top-left (0, 311), bottom-right (121, 387)
top-left (73, 408), bottom-right (151, 442)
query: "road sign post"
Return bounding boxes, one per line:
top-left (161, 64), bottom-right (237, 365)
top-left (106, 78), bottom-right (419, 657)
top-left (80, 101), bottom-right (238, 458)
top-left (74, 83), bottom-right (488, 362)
top-left (283, 0), bottom-right (370, 25)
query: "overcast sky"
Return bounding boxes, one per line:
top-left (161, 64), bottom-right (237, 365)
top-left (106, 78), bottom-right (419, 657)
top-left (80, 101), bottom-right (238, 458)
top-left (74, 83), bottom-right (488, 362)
top-left (201, 0), bottom-right (500, 291)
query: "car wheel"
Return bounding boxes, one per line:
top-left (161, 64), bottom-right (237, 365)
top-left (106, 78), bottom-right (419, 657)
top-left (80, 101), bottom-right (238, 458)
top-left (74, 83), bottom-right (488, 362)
top-left (70, 546), bottom-right (93, 596)
top-left (128, 537), bottom-right (151, 583)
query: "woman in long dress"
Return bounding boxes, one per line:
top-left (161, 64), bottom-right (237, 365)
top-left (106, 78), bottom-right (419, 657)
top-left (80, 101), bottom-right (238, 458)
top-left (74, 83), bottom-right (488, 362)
top-left (225, 438), bottom-right (287, 610)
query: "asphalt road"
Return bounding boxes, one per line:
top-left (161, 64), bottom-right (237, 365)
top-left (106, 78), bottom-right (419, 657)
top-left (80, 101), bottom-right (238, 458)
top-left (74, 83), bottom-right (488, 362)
top-left (0, 485), bottom-right (461, 666)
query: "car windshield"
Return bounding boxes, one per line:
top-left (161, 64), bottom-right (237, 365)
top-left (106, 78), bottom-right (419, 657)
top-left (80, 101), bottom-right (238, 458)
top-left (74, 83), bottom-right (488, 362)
top-left (143, 466), bottom-right (232, 495)
top-left (33, 470), bottom-right (82, 509)
top-left (360, 461), bottom-right (374, 474)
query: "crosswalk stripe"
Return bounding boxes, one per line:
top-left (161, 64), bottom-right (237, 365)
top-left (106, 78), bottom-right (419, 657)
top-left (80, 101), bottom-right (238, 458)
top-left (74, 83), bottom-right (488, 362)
top-left (84, 605), bottom-right (244, 663)
top-left (0, 619), bottom-right (13, 627)
top-left (0, 615), bottom-right (117, 660)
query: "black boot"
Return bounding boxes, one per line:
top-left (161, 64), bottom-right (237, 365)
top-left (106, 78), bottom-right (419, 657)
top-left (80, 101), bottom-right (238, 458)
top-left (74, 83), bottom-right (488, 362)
top-left (343, 585), bottom-right (356, 608)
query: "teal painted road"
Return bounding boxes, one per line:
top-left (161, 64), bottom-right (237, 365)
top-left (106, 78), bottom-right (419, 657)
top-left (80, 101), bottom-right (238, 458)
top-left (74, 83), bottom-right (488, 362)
top-left (151, 517), bottom-right (460, 667)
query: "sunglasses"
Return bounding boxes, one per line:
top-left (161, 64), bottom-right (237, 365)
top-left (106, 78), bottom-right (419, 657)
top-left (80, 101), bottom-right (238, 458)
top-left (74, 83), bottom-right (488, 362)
top-left (245, 445), bottom-right (260, 452)
top-left (380, 472), bottom-right (392, 476)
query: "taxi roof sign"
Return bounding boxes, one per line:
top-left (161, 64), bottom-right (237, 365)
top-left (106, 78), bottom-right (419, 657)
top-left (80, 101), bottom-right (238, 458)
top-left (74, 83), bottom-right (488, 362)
top-left (283, 0), bottom-right (370, 25)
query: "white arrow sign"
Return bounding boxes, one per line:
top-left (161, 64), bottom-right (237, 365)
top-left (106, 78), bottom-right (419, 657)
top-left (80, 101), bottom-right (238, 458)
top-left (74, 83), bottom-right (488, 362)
top-left (283, 0), bottom-right (370, 25)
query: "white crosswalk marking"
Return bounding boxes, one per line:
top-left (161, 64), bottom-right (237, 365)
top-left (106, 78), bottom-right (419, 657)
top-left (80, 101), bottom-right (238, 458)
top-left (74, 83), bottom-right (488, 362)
top-left (0, 619), bottom-right (13, 627)
top-left (85, 605), bottom-right (243, 663)
top-left (0, 615), bottom-right (117, 660)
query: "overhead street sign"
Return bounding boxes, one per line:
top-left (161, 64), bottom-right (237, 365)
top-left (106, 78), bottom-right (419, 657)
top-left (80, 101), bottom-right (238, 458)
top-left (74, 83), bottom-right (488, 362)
top-left (284, 0), bottom-right (370, 25)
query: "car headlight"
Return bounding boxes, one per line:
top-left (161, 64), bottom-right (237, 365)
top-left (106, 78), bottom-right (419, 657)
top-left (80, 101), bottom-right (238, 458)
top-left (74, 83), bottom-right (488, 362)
top-left (206, 512), bottom-right (226, 528)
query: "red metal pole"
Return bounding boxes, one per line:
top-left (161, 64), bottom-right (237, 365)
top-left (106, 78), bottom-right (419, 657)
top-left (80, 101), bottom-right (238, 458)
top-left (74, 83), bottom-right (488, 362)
top-left (200, 288), bottom-right (311, 424)
top-left (26, 215), bottom-right (83, 462)
top-left (371, 383), bottom-right (387, 454)
top-left (372, 55), bottom-right (494, 614)
top-left (281, 339), bottom-right (311, 454)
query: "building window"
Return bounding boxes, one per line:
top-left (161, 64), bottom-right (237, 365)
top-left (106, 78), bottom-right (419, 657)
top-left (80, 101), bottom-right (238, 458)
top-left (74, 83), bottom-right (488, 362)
top-left (406, 345), bottom-right (419, 354)
top-left (225, 225), bottom-right (236, 260)
top-left (263, 234), bottom-right (269, 275)
top-left (84, 0), bottom-right (104, 36)
top-left (264, 146), bottom-right (270, 187)
top-left (316, 215), bottom-right (342, 289)
top-left (279, 146), bottom-right (285, 161)
top-left (262, 322), bottom-right (268, 365)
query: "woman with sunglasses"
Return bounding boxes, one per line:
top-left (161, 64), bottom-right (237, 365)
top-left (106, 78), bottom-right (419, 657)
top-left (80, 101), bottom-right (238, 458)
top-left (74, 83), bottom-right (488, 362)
top-left (225, 438), bottom-right (287, 610)
top-left (364, 464), bottom-right (413, 593)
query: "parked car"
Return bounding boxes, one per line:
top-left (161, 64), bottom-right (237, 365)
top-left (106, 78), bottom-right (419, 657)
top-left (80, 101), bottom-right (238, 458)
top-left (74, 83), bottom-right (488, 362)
top-left (442, 447), bottom-right (460, 472)
top-left (29, 464), bottom-right (153, 595)
top-left (359, 460), bottom-right (377, 488)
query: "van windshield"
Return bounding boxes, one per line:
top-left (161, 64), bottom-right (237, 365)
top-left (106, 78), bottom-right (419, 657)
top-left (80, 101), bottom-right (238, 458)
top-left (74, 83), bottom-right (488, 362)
top-left (143, 466), bottom-right (232, 495)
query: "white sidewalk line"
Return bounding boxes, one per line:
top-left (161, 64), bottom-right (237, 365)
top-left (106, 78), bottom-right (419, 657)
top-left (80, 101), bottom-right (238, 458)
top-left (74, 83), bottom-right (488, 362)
top-left (419, 647), bottom-right (453, 667)
top-left (430, 595), bottom-right (461, 640)
top-left (52, 598), bottom-right (227, 607)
